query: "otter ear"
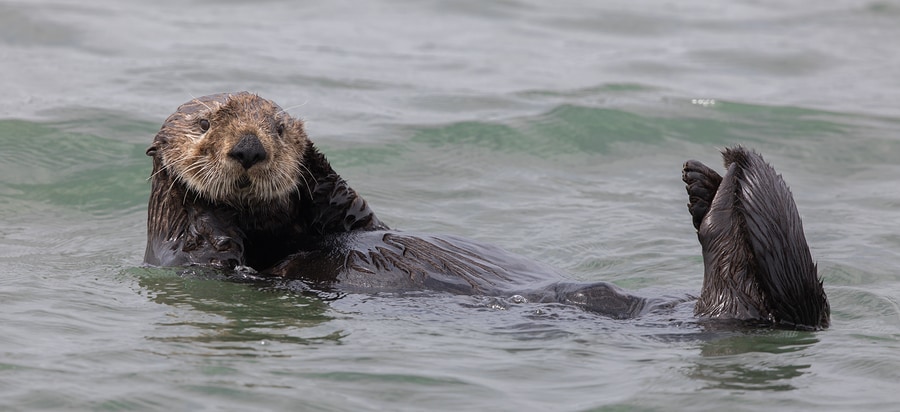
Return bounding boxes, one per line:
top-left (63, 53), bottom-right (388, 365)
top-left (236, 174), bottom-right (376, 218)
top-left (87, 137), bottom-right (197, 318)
top-left (147, 132), bottom-right (169, 157)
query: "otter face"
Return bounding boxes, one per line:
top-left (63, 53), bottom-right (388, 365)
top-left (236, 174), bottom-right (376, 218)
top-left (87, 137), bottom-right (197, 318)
top-left (148, 92), bottom-right (309, 207)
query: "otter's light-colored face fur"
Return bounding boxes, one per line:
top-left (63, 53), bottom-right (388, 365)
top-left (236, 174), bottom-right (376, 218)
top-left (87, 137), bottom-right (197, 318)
top-left (152, 92), bottom-right (308, 207)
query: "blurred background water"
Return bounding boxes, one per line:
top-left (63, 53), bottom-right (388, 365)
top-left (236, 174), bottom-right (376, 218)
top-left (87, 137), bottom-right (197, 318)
top-left (1, 0), bottom-right (899, 410)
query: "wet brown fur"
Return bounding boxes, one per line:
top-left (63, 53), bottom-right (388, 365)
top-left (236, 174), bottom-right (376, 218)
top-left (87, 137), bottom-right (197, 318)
top-left (144, 92), bottom-right (384, 270)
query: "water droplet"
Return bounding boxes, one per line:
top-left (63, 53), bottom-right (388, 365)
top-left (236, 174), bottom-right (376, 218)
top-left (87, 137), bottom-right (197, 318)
top-left (509, 294), bottom-right (527, 304)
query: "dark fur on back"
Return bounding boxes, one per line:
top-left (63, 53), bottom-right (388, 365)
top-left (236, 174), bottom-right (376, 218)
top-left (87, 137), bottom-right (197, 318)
top-left (683, 147), bottom-right (829, 329)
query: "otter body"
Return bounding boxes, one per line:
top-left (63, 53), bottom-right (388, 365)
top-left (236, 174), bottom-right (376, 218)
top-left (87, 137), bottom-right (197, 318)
top-left (144, 92), bottom-right (829, 329)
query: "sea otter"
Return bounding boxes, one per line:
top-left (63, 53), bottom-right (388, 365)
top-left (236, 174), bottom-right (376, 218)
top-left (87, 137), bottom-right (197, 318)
top-left (144, 92), bottom-right (830, 329)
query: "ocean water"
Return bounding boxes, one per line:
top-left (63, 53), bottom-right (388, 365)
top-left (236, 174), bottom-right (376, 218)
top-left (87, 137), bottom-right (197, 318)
top-left (2, 0), bottom-right (900, 410)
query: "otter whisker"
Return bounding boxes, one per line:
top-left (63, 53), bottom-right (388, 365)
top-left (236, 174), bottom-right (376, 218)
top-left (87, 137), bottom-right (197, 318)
top-left (191, 93), bottom-right (213, 113)
top-left (276, 100), bottom-right (310, 117)
top-left (162, 177), bottom-right (178, 201)
top-left (178, 160), bottom-right (207, 176)
top-left (147, 166), bottom-right (168, 181)
top-left (296, 162), bottom-right (315, 200)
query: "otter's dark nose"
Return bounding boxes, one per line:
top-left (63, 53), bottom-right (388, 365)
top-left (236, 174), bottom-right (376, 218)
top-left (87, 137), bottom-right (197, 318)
top-left (228, 134), bottom-right (267, 169)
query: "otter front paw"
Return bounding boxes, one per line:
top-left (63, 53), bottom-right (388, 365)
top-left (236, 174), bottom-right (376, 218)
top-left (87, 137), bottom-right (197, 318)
top-left (682, 160), bottom-right (722, 231)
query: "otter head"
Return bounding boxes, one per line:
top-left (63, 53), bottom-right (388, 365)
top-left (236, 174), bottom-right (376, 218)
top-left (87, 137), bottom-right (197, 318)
top-left (147, 92), bottom-right (308, 207)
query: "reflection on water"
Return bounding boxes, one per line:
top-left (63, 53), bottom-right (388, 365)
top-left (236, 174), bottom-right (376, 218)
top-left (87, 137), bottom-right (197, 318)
top-left (687, 331), bottom-right (820, 391)
top-left (130, 268), bottom-right (341, 347)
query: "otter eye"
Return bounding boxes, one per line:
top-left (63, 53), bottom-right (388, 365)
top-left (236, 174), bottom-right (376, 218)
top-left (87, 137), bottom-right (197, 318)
top-left (199, 119), bottom-right (210, 132)
top-left (275, 122), bottom-right (285, 137)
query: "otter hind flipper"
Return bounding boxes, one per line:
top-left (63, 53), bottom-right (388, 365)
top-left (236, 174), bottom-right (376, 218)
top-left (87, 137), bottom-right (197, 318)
top-left (722, 147), bottom-right (830, 329)
top-left (691, 146), bottom-right (830, 329)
